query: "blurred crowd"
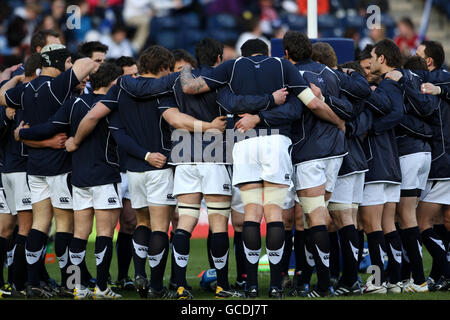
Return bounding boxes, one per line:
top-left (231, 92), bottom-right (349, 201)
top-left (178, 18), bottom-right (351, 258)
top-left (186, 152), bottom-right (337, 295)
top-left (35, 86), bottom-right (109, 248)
top-left (0, 0), bottom-right (443, 69)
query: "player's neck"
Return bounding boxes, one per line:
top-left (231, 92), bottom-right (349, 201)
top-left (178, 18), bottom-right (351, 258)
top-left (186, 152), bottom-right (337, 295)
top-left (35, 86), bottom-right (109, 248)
top-left (93, 87), bottom-right (108, 95)
top-left (40, 67), bottom-right (61, 78)
top-left (380, 65), bottom-right (395, 74)
top-left (140, 72), bottom-right (159, 78)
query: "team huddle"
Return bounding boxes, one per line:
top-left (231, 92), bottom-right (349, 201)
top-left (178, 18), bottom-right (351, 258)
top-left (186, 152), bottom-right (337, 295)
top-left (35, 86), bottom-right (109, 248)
top-left (0, 28), bottom-right (449, 300)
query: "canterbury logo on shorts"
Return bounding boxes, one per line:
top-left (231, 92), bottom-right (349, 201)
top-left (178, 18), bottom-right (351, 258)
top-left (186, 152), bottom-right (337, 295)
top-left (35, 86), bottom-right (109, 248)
top-left (108, 197), bottom-right (117, 205)
top-left (22, 198), bottom-right (31, 205)
top-left (60, 197), bottom-right (70, 203)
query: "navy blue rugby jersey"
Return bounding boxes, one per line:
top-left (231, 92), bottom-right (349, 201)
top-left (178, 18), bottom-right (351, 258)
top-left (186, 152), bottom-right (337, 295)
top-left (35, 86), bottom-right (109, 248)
top-left (19, 92), bottom-right (120, 188)
top-left (0, 81), bottom-right (28, 173)
top-left (5, 68), bottom-right (80, 176)
top-left (104, 77), bottom-right (175, 173)
top-left (200, 55), bottom-right (309, 137)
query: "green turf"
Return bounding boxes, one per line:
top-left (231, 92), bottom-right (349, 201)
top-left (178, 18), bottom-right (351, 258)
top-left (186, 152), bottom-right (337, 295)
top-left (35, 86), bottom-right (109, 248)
top-left (4, 235), bottom-right (450, 300)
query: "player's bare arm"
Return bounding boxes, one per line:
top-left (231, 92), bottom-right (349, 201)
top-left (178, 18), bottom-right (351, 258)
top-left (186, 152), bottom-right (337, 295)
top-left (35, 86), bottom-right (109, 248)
top-left (163, 107), bottom-right (226, 132)
top-left (0, 75), bottom-right (25, 106)
top-left (179, 65), bottom-right (211, 95)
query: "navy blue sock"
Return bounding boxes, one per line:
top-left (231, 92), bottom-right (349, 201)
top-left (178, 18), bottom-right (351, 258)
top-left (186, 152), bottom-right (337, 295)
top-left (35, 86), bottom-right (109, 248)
top-left (13, 234), bottom-right (28, 290)
top-left (242, 221), bottom-right (261, 289)
top-left (329, 231), bottom-right (340, 279)
top-left (25, 229), bottom-right (47, 286)
top-left (310, 225), bottom-right (331, 292)
top-left (266, 222), bottom-right (285, 289)
top-left (172, 229), bottom-right (191, 288)
top-left (338, 225), bottom-right (359, 286)
top-left (132, 226), bottom-right (151, 278)
top-left (55, 232), bottom-right (73, 287)
top-left (148, 231), bottom-right (169, 291)
top-left (281, 229), bottom-right (293, 275)
top-left (384, 231), bottom-right (403, 284)
top-left (95, 236), bottom-right (113, 291)
top-left (366, 231), bottom-right (386, 284)
top-left (233, 231), bottom-right (246, 283)
top-left (211, 232), bottom-right (230, 290)
top-left (116, 232), bottom-right (133, 281)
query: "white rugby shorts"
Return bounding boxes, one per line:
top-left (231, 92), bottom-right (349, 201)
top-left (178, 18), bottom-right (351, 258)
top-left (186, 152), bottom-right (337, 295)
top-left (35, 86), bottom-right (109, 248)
top-left (73, 183), bottom-right (122, 211)
top-left (28, 173), bottom-right (73, 209)
top-left (1, 172), bottom-right (32, 214)
top-left (127, 168), bottom-right (176, 209)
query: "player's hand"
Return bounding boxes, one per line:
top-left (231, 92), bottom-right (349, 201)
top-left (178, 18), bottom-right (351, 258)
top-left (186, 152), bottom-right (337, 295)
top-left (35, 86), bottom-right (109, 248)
top-left (341, 68), bottom-right (354, 75)
top-left (370, 85), bottom-right (377, 91)
top-left (421, 82), bottom-right (441, 95)
top-left (145, 152), bottom-right (167, 168)
top-left (337, 119), bottom-right (346, 133)
top-left (64, 136), bottom-right (78, 152)
top-left (0, 63), bottom-right (22, 81)
top-left (209, 115), bottom-right (227, 132)
top-left (272, 88), bottom-right (288, 105)
top-left (235, 113), bottom-right (260, 133)
top-left (6, 107), bottom-right (16, 120)
top-left (14, 120), bottom-right (29, 141)
top-left (310, 83), bottom-right (324, 101)
top-left (385, 70), bottom-right (403, 82)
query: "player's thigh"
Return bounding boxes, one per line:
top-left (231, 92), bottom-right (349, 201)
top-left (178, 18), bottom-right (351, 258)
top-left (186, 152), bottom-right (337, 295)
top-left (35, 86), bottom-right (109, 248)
top-left (135, 207), bottom-right (151, 228)
top-left (31, 198), bottom-right (54, 233)
top-left (231, 209), bottom-right (244, 232)
top-left (119, 199), bottom-right (136, 234)
top-left (54, 207), bottom-right (74, 233)
top-left (176, 193), bottom-right (201, 233)
top-left (95, 208), bottom-right (121, 237)
top-left (17, 210), bottom-right (33, 236)
top-left (148, 205), bottom-right (174, 233)
top-left (74, 208), bottom-right (94, 240)
top-left (0, 213), bottom-right (16, 238)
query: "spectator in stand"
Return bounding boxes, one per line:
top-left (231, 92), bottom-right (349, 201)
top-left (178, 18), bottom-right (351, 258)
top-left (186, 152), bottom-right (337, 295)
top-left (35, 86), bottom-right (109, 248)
top-left (206, 0), bottom-right (250, 16)
top-left (50, 0), bottom-right (67, 30)
top-left (358, 24), bottom-right (385, 51)
top-left (394, 17), bottom-right (420, 57)
top-left (259, 0), bottom-right (279, 36)
top-left (100, 24), bottom-right (134, 59)
top-left (235, 15), bottom-right (270, 56)
top-left (343, 27), bottom-right (361, 59)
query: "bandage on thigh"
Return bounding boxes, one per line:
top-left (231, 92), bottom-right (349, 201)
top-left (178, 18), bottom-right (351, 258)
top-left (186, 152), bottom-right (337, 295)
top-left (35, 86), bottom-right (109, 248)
top-left (206, 201), bottom-right (231, 218)
top-left (263, 187), bottom-right (289, 207)
top-left (240, 188), bottom-right (263, 206)
top-left (299, 196), bottom-right (326, 214)
top-left (177, 202), bottom-right (201, 219)
top-left (327, 202), bottom-right (353, 211)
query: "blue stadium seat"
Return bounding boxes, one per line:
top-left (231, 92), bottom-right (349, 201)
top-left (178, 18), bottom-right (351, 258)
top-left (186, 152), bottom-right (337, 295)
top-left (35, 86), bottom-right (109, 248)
top-left (207, 14), bottom-right (238, 30)
top-left (154, 15), bottom-right (179, 30)
top-left (318, 14), bottom-right (339, 29)
top-left (177, 13), bottom-right (201, 29)
top-left (181, 29), bottom-right (206, 48)
top-left (280, 13), bottom-right (307, 31)
top-left (345, 15), bottom-right (365, 30)
top-left (155, 31), bottom-right (179, 50)
top-left (207, 29), bottom-right (239, 43)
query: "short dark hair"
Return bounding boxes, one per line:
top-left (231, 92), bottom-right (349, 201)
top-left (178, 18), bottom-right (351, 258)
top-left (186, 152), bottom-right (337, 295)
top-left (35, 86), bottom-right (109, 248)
top-left (138, 45), bottom-right (175, 74)
top-left (30, 29), bottom-right (60, 53)
top-left (195, 38), bottom-right (223, 66)
top-left (403, 55), bottom-right (428, 71)
top-left (172, 49), bottom-right (197, 68)
top-left (240, 39), bottom-right (269, 57)
top-left (283, 31), bottom-right (312, 62)
top-left (399, 17), bottom-right (414, 30)
top-left (77, 41), bottom-right (108, 58)
top-left (115, 56), bottom-right (137, 68)
top-left (24, 53), bottom-right (42, 77)
top-left (339, 61), bottom-right (365, 76)
top-left (89, 62), bottom-right (122, 91)
top-left (311, 42), bottom-right (337, 68)
top-left (374, 39), bottom-right (402, 68)
top-left (421, 40), bottom-right (445, 69)
top-left (112, 23), bottom-right (128, 35)
top-left (358, 44), bottom-right (374, 61)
